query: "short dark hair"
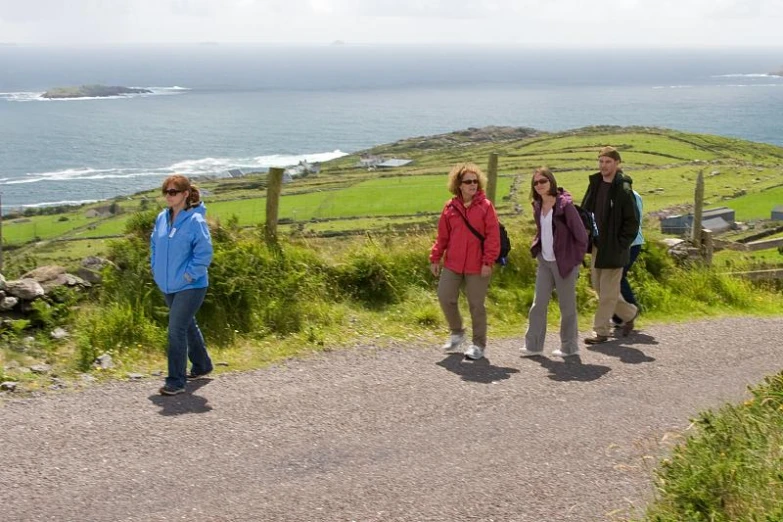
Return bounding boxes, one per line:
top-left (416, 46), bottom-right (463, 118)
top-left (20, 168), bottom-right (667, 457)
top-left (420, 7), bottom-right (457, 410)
top-left (598, 146), bottom-right (622, 162)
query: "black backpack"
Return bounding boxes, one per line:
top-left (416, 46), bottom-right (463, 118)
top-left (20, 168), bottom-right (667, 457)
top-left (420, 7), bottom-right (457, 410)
top-left (574, 204), bottom-right (598, 247)
top-left (449, 204), bottom-right (511, 265)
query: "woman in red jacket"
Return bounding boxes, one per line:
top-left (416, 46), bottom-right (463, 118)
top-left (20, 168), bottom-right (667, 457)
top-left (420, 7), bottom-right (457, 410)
top-left (430, 163), bottom-right (501, 360)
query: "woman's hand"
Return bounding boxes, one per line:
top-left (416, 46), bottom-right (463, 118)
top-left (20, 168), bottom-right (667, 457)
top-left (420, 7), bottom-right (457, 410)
top-left (430, 263), bottom-right (441, 277)
top-left (481, 264), bottom-right (492, 278)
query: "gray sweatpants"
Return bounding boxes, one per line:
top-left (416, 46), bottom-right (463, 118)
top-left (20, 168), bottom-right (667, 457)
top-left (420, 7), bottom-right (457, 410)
top-left (524, 257), bottom-right (580, 355)
top-left (437, 267), bottom-right (491, 349)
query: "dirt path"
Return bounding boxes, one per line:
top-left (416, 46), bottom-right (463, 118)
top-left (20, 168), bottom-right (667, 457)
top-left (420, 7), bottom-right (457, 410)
top-left (1, 317), bottom-right (780, 521)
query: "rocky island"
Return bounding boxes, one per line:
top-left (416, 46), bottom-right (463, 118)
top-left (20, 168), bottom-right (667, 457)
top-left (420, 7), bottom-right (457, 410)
top-left (41, 85), bottom-right (153, 99)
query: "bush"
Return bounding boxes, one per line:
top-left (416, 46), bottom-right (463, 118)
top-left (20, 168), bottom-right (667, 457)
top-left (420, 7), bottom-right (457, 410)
top-left (645, 372), bottom-right (783, 521)
top-left (74, 303), bottom-right (166, 371)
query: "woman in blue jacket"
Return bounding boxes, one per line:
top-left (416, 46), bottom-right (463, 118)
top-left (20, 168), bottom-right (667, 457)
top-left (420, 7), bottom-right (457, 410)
top-left (151, 175), bottom-right (214, 396)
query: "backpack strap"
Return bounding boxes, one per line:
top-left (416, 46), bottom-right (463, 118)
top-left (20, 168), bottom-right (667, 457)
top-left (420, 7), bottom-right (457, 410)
top-left (448, 203), bottom-right (485, 244)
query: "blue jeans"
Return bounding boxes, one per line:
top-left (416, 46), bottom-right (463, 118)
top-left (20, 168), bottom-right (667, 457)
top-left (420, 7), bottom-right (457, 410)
top-left (613, 245), bottom-right (641, 324)
top-left (164, 287), bottom-right (211, 389)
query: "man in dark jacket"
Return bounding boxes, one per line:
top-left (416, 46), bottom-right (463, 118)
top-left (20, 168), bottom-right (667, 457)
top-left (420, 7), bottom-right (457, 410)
top-left (581, 146), bottom-right (640, 344)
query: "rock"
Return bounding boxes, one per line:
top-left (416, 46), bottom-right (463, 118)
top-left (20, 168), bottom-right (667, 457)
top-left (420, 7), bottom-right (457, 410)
top-left (41, 85), bottom-right (153, 99)
top-left (127, 373), bottom-right (145, 380)
top-left (0, 296), bottom-right (18, 311)
top-left (0, 273), bottom-right (5, 291)
top-left (4, 360), bottom-right (20, 370)
top-left (4, 279), bottom-right (45, 300)
top-left (95, 354), bottom-right (114, 370)
top-left (30, 363), bottom-right (53, 374)
top-left (1, 382), bottom-right (18, 392)
top-left (216, 361), bottom-right (230, 367)
top-left (82, 256), bottom-right (115, 272)
top-left (22, 265), bottom-right (66, 281)
top-left (80, 374), bottom-right (97, 384)
top-left (49, 378), bottom-right (68, 390)
top-left (50, 327), bottom-right (69, 340)
top-left (150, 370), bottom-right (163, 376)
top-left (76, 268), bottom-right (102, 285)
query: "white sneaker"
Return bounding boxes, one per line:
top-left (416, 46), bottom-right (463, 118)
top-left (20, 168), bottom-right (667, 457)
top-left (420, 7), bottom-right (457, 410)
top-left (442, 332), bottom-right (466, 352)
top-left (464, 344), bottom-right (485, 360)
top-left (519, 348), bottom-right (544, 358)
top-left (551, 349), bottom-right (579, 358)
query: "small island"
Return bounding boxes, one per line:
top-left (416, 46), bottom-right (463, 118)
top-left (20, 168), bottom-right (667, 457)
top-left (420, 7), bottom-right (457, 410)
top-left (41, 85), bottom-right (153, 99)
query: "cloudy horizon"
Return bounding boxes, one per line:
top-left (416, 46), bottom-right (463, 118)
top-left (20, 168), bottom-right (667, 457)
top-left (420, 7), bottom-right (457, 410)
top-left (0, 0), bottom-right (781, 48)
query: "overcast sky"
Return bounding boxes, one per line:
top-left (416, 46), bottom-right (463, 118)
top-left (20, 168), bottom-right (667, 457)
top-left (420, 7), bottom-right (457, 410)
top-left (0, 0), bottom-right (781, 47)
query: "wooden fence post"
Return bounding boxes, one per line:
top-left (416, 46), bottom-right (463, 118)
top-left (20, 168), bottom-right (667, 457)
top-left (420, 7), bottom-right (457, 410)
top-left (691, 170), bottom-right (704, 249)
top-left (265, 167), bottom-right (284, 245)
top-left (486, 153), bottom-right (499, 204)
top-left (702, 229), bottom-right (713, 266)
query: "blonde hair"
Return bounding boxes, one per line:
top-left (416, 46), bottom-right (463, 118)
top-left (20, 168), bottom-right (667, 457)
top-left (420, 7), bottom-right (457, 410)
top-left (447, 162), bottom-right (487, 195)
top-left (161, 174), bottom-right (201, 208)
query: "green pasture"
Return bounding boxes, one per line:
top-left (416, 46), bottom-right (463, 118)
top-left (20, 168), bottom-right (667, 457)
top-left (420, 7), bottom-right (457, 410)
top-left (707, 185), bottom-right (783, 221)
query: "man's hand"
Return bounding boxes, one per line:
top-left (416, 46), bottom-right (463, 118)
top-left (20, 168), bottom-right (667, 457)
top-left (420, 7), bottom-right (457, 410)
top-left (430, 263), bottom-right (441, 277)
top-left (481, 264), bottom-right (492, 278)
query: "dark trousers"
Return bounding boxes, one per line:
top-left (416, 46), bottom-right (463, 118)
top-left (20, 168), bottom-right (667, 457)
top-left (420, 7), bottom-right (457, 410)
top-left (613, 244), bottom-right (642, 324)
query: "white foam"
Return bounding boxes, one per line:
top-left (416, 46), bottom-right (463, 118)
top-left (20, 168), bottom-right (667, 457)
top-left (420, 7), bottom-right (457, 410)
top-left (0, 150), bottom-right (349, 185)
top-left (20, 199), bottom-right (100, 209)
top-left (713, 73), bottom-right (780, 78)
top-left (0, 86), bottom-right (190, 102)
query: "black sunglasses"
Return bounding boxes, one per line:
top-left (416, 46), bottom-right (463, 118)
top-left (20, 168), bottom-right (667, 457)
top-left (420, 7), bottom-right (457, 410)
top-left (533, 178), bottom-right (549, 186)
top-left (461, 179), bottom-right (479, 185)
top-left (163, 189), bottom-right (183, 196)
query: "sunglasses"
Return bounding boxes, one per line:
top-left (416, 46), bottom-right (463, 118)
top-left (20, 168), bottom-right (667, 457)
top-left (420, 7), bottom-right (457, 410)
top-left (163, 189), bottom-right (183, 196)
top-left (533, 178), bottom-right (549, 186)
top-left (461, 179), bottom-right (479, 185)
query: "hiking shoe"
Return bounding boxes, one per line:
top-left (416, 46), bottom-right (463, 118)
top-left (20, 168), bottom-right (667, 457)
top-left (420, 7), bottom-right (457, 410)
top-left (621, 311), bottom-right (639, 337)
top-left (464, 344), bottom-right (485, 360)
top-left (584, 334), bottom-right (609, 345)
top-left (442, 332), bottom-right (466, 352)
top-left (519, 348), bottom-right (544, 358)
top-left (186, 370), bottom-right (212, 380)
top-left (551, 349), bottom-right (579, 358)
top-left (159, 385), bottom-right (186, 396)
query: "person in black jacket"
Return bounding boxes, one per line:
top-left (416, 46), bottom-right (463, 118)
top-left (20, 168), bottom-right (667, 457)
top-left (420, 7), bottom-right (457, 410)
top-left (581, 147), bottom-right (640, 344)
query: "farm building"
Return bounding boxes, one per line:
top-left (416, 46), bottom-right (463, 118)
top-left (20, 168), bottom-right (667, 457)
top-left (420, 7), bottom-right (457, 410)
top-left (660, 207), bottom-right (735, 235)
top-left (771, 205), bottom-right (783, 221)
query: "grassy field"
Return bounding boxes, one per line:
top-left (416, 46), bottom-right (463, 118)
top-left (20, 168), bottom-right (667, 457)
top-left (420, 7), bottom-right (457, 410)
top-left (5, 125), bottom-right (783, 268)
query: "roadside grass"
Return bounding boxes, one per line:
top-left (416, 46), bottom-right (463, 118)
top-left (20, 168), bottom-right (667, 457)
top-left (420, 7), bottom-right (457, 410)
top-left (641, 372), bottom-right (783, 522)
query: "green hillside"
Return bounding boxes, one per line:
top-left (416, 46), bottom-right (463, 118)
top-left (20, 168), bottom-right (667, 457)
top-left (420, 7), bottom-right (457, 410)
top-left (5, 125), bottom-right (783, 269)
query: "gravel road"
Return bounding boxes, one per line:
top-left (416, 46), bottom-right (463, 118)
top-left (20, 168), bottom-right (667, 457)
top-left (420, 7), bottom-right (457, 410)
top-left (1, 317), bottom-right (780, 522)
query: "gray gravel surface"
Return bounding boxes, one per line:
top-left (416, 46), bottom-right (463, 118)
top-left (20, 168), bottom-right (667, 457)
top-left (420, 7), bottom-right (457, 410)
top-left (1, 317), bottom-right (781, 522)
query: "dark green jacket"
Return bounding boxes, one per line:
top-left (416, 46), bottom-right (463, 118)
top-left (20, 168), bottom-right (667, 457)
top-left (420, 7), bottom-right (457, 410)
top-left (581, 170), bottom-right (639, 268)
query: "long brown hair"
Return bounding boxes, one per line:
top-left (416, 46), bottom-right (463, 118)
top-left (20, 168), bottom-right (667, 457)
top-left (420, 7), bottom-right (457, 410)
top-left (530, 166), bottom-right (558, 202)
top-left (161, 174), bottom-right (201, 208)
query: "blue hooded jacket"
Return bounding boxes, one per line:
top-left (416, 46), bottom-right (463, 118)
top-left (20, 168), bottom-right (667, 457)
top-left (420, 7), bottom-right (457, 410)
top-left (150, 202), bottom-right (213, 294)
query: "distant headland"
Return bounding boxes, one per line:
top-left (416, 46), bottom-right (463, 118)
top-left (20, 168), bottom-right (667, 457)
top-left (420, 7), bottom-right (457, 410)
top-left (40, 85), bottom-right (153, 99)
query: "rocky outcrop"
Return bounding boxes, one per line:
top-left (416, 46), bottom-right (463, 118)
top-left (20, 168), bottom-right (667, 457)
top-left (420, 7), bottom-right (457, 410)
top-left (41, 85), bottom-right (153, 99)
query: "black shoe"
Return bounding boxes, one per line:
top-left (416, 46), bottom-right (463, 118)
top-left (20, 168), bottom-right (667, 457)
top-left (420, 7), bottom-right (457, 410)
top-left (621, 311), bottom-right (639, 337)
top-left (159, 385), bottom-right (186, 396)
top-left (186, 370), bottom-right (212, 380)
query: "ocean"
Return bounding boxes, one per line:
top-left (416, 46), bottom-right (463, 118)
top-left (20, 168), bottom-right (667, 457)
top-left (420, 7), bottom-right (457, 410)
top-left (1, 44), bottom-right (782, 210)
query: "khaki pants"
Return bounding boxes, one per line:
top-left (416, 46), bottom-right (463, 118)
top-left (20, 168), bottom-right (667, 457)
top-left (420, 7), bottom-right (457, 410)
top-left (437, 268), bottom-right (491, 349)
top-left (590, 247), bottom-right (637, 337)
